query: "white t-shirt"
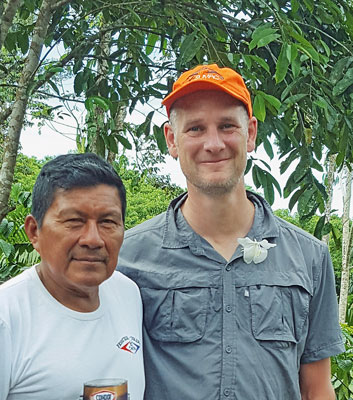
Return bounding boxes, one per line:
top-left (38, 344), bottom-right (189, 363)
top-left (0, 266), bottom-right (145, 400)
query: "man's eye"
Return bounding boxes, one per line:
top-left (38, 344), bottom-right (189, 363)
top-left (101, 219), bottom-right (117, 226)
top-left (221, 124), bottom-right (234, 129)
top-left (65, 218), bottom-right (84, 225)
top-left (189, 126), bottom-right (200, 132)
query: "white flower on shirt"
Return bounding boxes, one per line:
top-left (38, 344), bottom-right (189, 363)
top-left (238, 237), bottom-right (276, 264)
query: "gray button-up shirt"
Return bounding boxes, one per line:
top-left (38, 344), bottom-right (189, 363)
top-left (118, 192), bottom-right (344, 400)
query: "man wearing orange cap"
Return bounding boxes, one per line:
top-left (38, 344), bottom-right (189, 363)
top-left (118, 64), bottom-right (344, 399)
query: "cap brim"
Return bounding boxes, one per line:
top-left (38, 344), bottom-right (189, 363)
top-left (162, 80), bottom-right (251, 117)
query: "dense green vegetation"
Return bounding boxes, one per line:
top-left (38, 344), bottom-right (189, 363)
top-left (0, 153), bottom-right (352, 397)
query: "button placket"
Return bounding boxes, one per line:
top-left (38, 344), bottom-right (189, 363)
top-left (221, 261), bottom-right (236, 399)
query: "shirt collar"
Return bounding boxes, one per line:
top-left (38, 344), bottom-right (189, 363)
top-left (162, 191), bottom-right (279, 249)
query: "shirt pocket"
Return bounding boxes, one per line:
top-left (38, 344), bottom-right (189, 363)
top-left (248, 272), bottom-right (312, 346)
top-left (140, 287), bottom-right (209, 343)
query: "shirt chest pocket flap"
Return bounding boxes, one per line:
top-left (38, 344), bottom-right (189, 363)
top-left (248, 271), bottom-right (313, 344)
top-left (140, 286), bottom-right (209, 343)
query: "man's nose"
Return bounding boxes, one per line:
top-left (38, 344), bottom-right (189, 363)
top-left (78, 221), bottom-right (104, 248)
top-left (203, 128), bottom-right (226, 152)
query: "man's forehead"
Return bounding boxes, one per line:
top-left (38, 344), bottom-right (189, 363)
top-left (50, 185), bottom-right (121, 207)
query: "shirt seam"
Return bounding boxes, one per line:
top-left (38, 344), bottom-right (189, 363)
top-left (302, 338), bottom-right (344, 359)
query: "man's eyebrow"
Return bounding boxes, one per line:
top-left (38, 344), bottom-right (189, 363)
top-left (58, 209), bottom-right (122, 218)
top-left (182, 118), bottom-right (204, 126)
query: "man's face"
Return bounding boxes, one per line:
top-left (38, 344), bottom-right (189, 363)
top-left (25, 184), bottom-right (124, 297)
top-left (165, 90), bottom-right (257, 195)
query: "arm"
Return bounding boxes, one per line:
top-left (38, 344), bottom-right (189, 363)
top-left (299, 358), bottom-right (335, 400)
top-left (0, 319), bottom-right (11, 399)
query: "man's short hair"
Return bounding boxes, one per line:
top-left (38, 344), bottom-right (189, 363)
top-left (31, 153), bottom-right (126, 227)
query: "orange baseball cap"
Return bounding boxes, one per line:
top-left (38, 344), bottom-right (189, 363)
top-left (162, 64), bottom-right (252, 118)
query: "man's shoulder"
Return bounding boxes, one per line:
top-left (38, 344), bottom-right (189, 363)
top-left (124, 212), bottom-right (167, 240)
top-left (274, 215), bottom-right (326, 249)
top-left (0, 267), bottom-right (33, 297)
top-left (0, 267), bottom-right (35, 324)
top-left (105, 270), bottom-right (140, 295)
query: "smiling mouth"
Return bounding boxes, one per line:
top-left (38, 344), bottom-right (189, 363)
top-left (73, 258), bottom-right (105, 263)
top-left (202, 158), bottom-right (229, 164)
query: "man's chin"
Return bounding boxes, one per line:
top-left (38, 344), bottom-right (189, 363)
top-left (194, 182), bottom-right (236, 196)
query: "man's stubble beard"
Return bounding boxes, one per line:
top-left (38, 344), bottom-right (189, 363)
top-left (183, 168), bottom-right (245, 196)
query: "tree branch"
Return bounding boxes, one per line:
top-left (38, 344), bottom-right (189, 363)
top-left (0, 106), bottom-right (12, 126)
top-left (0, 0), bottom-right (22, 48)
top-left (50, 0), bottom-right (71, 11)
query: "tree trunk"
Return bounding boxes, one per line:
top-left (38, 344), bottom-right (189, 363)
top-left (322, 154), bottom-right (337, 245)
top-left (0, 0), bottom-right (22, 48)
top-left (338, 165), bottom-right (352, 323)
top-left (0, 0), bottom-right (54, 222)
top-left (86, 15), bottom-right (111, 157)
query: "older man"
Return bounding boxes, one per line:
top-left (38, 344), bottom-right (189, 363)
top-left (118, 64), bottom-right (344, 399)
top-left (0, 153), bottom-right (144, 400)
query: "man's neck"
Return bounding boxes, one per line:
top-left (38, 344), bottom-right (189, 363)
top-left (181, 184), bottom-right (255, 261)
top-left (36, 264), bottom-right (100, 313)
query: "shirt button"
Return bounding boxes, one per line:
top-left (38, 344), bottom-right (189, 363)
top-left (225, 265), bottom-right (231, 271)
top-left (225, 345), bottom-right (232, 354)
top-left (225, 305), bottom-right (232, 313)
top-left (224, 388), bottom-right (230, 396)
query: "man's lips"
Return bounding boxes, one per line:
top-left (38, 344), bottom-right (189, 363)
top-left (201, 158), bottom-right (230, 164)
top-left (72, 257), bottom-right (105, 263)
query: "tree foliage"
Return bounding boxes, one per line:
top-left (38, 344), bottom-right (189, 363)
top-left (1, 0), bottom-right (353, 223)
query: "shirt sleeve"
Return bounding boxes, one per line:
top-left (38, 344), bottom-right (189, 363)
top-left (301, 245), bottom-right (345, 364)
top-left (0, 318), bottom-right (12, 399)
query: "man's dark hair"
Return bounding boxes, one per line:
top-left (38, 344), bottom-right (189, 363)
top-left (31, 153), bottom-right (126, 227)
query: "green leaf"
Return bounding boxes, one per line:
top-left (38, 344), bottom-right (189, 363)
top-left (268, 0), bottom-right (279, 10)
top-left (311, 158), bottom-right (323, 172)
top-left (281, 94), bottom-right (307, 110)
top-left (85, 96), bottom-right (111, 112)
top-left (4, 32), bottom-right (17, 52)
top-left (74, 72), bottom-right (85, 96)
top-left (251, 24), bottom-right (275, 41)
top-left (73, 58), bottom-right (83, 74)
top-left (288, 186), bottom-right (306, 211)
top-left (291, 58), bottom-right (301, 78)
top-left (47, 80), bottom-right (60, 95)
top-left (261, 92), bottom-right (281, 111)
top-left (275, 43), bottom-right (290, 84)
top-left (297, 44), bottom-right (320, 63)
top-left (303, 0), bottom-right (314, 13)
top-left (253, 94), bottom-right (266, 122)
top-left (48, 67), bottom-right (64, 74)
top-left (137, 111), bottom-right (154, 137)
top-left (333, 67), bottom-right (353, 96)
top-left (313, 215), bottom-right (325, 239)
top-left (297, 187), bottom-right (315, 216)
top-left (262, 173), bottom-right (275, 205)
top-left (0, 239), bottom-right (14, 258)
top-left (291, 0), bottom-right (300, 13)
top-left (146, 33), bottom-right (159, 55)
top-left (17, 31), bottom-right (29, 54)
top-left (329, 57), bottom-right (353, 83)
top-left (250, 33), bottom-right (281, 51)
top-left (252, 165), bottom-right (261, 189)
top-left (179, 32), bottom-right (204, 64)
top-left (249, 55), bottom-right (270, 73)
top-left (262, 136), bottom-right (274, 159)
top-left (107, 135), bottom-right (119, 154)
top-left (116, 134), bottom-right (132, 150)
top-left (153, 125), bottom-right (168, 154)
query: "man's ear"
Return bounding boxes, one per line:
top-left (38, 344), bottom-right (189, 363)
top-left (24, 215), bottom-right (40, 253)
top-left (247, 116), bottom-right (258, 153)
top-left (164, 122), bottom-right (178, 159)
